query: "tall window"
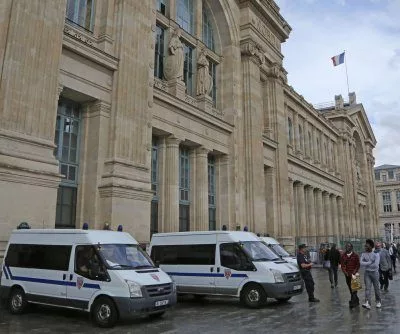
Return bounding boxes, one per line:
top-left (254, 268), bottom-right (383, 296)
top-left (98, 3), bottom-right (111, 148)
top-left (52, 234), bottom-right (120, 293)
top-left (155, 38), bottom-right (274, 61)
top-left (316, 138), bottom-right (321, 161)
top-left (156, 0), bottom-right (166, 15)
top-left (383, 191), bottom-right (392, 212)
top-left (209, 61), bottom-right (217, 106)
top-left (154, 26), bottom-right (165, 79)
top-left (287, 118), bottom-right (293, 145)
top-left (177, 0), bottom-right (193, 34)
top-left (179, 147), bottom-right (190, 231)
top-left (202, 7), bottom-right (214, 51)
top-left (388, 170), bottom-right (394, 179)
top-left (308, 131), bottom-right (312, 157)
top-left (208, 156), bottom-right (216, 230)
top-left (298, 125), bottom-right (303, 152)
top-left (151, 138), bottom-right (159, 236)
top-left (54, 99), bottom-right (81, 228)
top-left (375, 171), bottom-right (381, 180)
top-left (66, 0), bottom-right (95, 32)
top-left (382, 174), bottom-right (387, 182)
top-left (183, 44), bottom-right (194, 96)
top-left (397, 191), bottom-right (400, 211)
top-left (396, 173), bottom-right (400, 181)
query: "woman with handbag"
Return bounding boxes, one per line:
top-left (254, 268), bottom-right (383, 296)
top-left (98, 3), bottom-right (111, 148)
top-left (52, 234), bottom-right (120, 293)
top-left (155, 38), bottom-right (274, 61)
top-left (341, 243), bottom-right (360, 308)
top-left (325, 244), bottom-right (341, 288)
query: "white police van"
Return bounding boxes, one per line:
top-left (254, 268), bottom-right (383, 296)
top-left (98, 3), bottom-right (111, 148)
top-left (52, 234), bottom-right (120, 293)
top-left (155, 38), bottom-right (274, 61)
top-left (0, 229), bottom-right (176, 327)
top-left (149, 231), bottom-right (303, 308)
top-left (259, 236), bottom-right (298, 267)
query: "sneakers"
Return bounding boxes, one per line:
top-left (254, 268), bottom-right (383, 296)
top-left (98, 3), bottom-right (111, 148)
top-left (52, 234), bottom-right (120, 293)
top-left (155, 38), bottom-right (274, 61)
top-left (309, 298), bottom-right (320, 303)
top-left (362, 301), bottom-right (371, 310)
top-left (376, 302), bottom-right (382, 308)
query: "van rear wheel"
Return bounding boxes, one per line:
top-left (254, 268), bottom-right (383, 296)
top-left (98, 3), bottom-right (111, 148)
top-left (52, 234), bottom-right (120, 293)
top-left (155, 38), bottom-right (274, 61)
top-left (241, 284), bottom-right (266, 308)
top-left (9, 287), bottom-right (28, 314)
top-left (91, 297), bottom-right (118, 328)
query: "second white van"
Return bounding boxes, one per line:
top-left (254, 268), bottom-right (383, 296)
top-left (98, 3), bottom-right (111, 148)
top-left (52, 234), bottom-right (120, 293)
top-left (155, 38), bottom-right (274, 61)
top-left (149, 231), bottom-right (303, 308)
top-left (259, 236), bottom-right (298, 267)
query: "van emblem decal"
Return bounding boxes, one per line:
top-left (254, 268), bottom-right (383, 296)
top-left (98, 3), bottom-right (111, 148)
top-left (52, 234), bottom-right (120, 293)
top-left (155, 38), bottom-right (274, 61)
top-left (151, 274), bottom-right (160, 281)
top-left (224, 269), bottom-right (232, 280)
top-left (77, 277), bottom-right (84, 289)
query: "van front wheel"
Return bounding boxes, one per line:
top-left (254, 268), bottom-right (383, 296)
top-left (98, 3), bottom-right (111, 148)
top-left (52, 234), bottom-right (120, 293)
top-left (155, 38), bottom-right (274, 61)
top-left (241, 284), bottom-right (266, 308)
top-left (92, 297), bottom-right (118, 328)
top-left (9, 287), bottom-right (28, 314)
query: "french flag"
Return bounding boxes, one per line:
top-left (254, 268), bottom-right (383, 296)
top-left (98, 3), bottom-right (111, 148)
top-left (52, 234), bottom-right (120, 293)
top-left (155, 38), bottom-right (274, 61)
top-left (331, 52), bottom-right (345, 66)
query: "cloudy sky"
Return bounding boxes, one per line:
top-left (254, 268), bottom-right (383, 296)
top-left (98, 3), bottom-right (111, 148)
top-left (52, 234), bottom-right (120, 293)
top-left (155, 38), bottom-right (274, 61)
top-left (275, 0), bottom-right (400, 167)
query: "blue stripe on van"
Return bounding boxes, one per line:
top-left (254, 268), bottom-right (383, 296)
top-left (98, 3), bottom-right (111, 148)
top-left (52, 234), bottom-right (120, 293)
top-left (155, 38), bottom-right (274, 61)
top-left (6, 266), bottom-right (100, 290)
top-left (3, 266), bottom-right (9, 279)
top-left (167, 272), bottom-right (248, 278)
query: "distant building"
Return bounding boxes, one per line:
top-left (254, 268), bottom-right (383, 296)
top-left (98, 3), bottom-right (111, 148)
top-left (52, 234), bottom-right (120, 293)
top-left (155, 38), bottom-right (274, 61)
top-left (374, 164), bottom-right (400, 242)
top-left (0, 0), bottom-right (378, 256)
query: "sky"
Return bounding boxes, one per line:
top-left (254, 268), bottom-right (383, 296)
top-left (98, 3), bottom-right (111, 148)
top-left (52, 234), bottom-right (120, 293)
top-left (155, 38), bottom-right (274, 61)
top-left (275, 0), bottom-right (400, 167)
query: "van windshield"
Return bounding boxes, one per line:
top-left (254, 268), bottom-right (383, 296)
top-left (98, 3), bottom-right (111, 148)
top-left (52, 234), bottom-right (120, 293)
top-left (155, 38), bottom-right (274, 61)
top-left (241, 241), bottom-right (280, 261)
top-left (98, 244), bottom-right (154, 270)
top-left (269, 244), bottom-right (291, 257)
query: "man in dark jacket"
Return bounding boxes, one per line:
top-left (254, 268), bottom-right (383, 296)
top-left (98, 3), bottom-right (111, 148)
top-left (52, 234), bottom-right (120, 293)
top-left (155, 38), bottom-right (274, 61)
top-left (325, 243), bottom-right (341, 288)
top-left (341, 243), bottom-right (360, 308)
top-left (297, 244), bottom-right (320, 302)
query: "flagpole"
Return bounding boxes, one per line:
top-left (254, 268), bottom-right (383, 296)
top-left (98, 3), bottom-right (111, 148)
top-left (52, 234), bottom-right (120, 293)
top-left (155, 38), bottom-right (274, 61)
top-left (344, 50), bottom-right (350, 95)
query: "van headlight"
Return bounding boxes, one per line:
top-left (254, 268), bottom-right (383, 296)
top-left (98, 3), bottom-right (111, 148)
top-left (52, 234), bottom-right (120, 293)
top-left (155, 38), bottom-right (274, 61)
top-left (271, 269), bottom-right (285, 283)
top-left (125, 280), bottom-right (142, 298)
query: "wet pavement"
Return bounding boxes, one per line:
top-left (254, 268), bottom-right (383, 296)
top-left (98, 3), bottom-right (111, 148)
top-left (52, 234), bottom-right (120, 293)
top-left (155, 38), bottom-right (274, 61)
top-left (1, 268), bottom-right (400, 334)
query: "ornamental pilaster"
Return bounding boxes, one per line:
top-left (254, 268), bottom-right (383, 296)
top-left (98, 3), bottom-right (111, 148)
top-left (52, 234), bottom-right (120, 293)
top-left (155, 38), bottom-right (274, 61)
top-left (195, 147), bottom-right (210, 231)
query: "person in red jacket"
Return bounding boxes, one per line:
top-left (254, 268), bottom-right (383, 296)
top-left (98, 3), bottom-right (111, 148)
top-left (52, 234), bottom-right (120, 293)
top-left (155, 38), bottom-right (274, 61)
top-left (341, 243), bottom-right (360, 308)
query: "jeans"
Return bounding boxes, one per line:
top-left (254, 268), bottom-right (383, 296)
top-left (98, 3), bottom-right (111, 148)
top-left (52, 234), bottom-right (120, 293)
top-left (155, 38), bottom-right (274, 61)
top-left (345, 274), bottom-right (359, 306)
top-left (379, 269), bottom-right (389, 290)
top-left (364, 270), bottom-right (381, 304)
top-left (301, 270), bottom-right (315, 300)
top-left (328, 266), bottom-right (338, 285)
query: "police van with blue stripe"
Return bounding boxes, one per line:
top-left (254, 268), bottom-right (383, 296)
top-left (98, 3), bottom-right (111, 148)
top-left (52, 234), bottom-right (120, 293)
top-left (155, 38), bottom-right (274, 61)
top-left (149, 231), bottom-right (303, 307)
top-left (0, 228), bottom-right (176, 327)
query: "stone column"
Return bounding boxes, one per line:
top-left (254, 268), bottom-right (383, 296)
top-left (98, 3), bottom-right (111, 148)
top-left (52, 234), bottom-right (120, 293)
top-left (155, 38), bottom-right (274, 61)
top-left (297, 183), bottom-right (307, 240)
top-left (294, 113), bottom-right (300, 153)
top-left (216, 155), bottom-right (231, 230)
top-left (163, 136), bottom-right (181, 232)
top-left (195, 147), bottom-right (209, 231)
top-left (156, 138), bottom-right (167, 232)
top-left (79, 101), bottom-right (111, 229)
top-left (359, 205), bottom-right (365, 237)
top-left (323, 192), bottom-right (332, 238)
top-left (315, 189), bottom-right (324, 239)
top-left (306, 186), bottom-right (316, 247)
top-left (99, 0), bottom-right (154, 242)
top-left (331, 195), bottom-right (339, 239)
top-left (194, 0), bottom-right (202, 39)
top-left (288, 178), bottom-right (296, 238)
top-left (240, 41), bottom-right (266, 233)
top-left (337, 197), bottom-right (344, 236)
top-left (0, 1), bottom-right (66, 240)
top-left (169, 0), bottom-right (177, 21)
top-left (265, 167), bottom-right (277, 235)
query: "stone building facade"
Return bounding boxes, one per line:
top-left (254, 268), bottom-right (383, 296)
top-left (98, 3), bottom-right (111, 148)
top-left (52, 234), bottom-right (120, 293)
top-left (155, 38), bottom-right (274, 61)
top-left (0, 0), bottom-right (379, 253)
top-left (374, 164), bottom-right (400, 243)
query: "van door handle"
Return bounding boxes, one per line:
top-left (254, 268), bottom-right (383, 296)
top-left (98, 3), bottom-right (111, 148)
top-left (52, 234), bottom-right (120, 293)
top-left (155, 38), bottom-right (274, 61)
top-left (69, 274), bottom-right (73, 281)
top-left (63, 274), bottom-right (66, 280)
top-left (210, 267), bottom-right (214, 272)
top-left (217, 267), bottom-right (220, 273)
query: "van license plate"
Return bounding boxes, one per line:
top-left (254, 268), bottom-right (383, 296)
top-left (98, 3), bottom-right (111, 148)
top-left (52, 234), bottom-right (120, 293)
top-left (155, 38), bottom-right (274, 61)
top-left (155, 300), bottom-right (169, 307)
top-left (293, 285), bottom-right (301, 290)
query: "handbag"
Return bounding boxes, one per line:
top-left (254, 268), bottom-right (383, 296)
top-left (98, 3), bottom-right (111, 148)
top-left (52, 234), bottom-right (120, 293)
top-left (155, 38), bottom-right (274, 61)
top-left (351, 275), bottom-right (362, 291)
top-left (323, 260), bottom-right (331, 269)
top-left (388, 269), bottom-right (393, 280)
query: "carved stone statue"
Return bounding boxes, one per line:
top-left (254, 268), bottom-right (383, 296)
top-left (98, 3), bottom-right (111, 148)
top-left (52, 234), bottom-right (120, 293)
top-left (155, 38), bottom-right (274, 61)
top-left (356, 160), bottom-right (362, 185)
top-left (196, 50), bottom-right (212, 96)
top-left (163, 29), bottom-right (184, 81)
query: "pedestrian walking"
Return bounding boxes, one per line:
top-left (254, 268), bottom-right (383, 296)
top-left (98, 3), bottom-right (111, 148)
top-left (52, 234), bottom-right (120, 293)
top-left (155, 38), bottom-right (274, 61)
top-left (297, 244), bottom-right (320, 303)
top-left (325, 243), bottom-right (341, 288)
top-left (360, 239), bottom-right (381, 309)
top-left (389, 242), bottom-right (397, 273)
top-left (376, 241), bottom-right (392, 291)
top-left (340, 243), bottom-right (360, 308)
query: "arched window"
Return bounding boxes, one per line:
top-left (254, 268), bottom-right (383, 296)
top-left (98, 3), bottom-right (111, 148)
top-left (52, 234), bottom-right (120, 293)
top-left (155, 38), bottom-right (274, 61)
top-left (287, 117), bottom-right (293, 144)
top-left (202, 6), bottom-right (215, 51)
top-left (177, 0), bottom-right (194, 34)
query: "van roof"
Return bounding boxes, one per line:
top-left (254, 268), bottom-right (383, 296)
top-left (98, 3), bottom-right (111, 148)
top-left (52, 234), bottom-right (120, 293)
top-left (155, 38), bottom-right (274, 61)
top-left (152, 231), bottom-right (259, 242)
top-left (9, 229), bottom-right (137, 245)
top-left (259, 237), bottom-right (279, 244)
